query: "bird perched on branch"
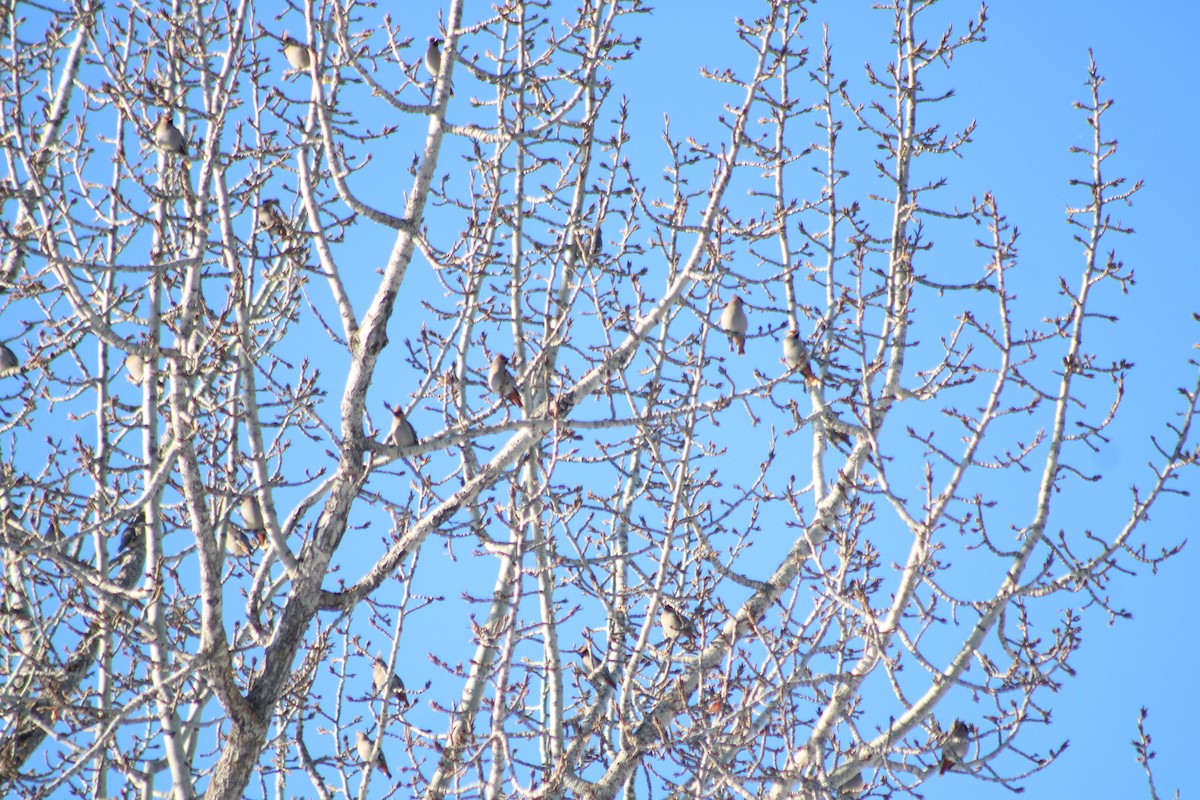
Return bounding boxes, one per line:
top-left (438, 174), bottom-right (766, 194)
top-left (836, 770), bottom-right (866, 796)
top-left (659, 602), bottom-right (695, 643)
top-left (240, 494), bottom-right (266, 547)
top-left (355, 730), bottom-right (391, 778)
top-left (719, 295), bottom-right (748, 355)
top-left (124, 353), bottom-right (145, 384)
top-left (281, 31), bottom-right (313, 70)
top-left (257, 198), bottom-right (291, 239)
top-left (225, 527), bottom-right (258, 558)
top-left (574, 642), bottom-right (617, 690)
top-left (488, 354), bottom-right (522, 409)
top-left (383, 401), bottom-right (419, 448)
top-left (153, 113), bottom-right (188, 159)
top-left (782, 329), bottom-right (819, 384)
top-left (424, 37), bottom-right (442, 77)
top-left (372, 656), bottom-right (409, 706)
top-left (939, 719), bottom-right (970, 775)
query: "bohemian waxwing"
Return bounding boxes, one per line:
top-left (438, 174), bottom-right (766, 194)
top-left (125, 352), bottom-right (145, 384)
top-left (659, 602), bottom-right (695, 643)
top-left (488, 354), bottom-right (522, 409)
top-left (240, 494), bottom-right (266, 541)
top-left (355, 730), bottom-right (391, 778)
top-left (719, 295), bottom-right (748, 355)
top-left (258, 198), bottom-right (290, 239)
top-left (383, 401), bottom-right (419, 448)
top-left (939, 719), bottom-right (969, 775)
top-left (372, 656), bottom-right (409, 705)
top-left (424, 37), bottom-right (442, 76)
top-left (575, 642), bottom-right (617, 690)
top-left (0, 342), bottom-right (18, 371)
top-left (154, 113), bottom-right (188, 158)
top-left (281, 32), bottom-right (313, 70)
top-left (782, 329), bottom-right (819, 384)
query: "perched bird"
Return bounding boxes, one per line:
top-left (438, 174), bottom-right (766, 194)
top-left (782, 329), bottom-right (819, 384)
top-left (939, 719), bottom-right (970, 775)
top-left (281, 31), bottom-right (313, 70)
top-left (153, 113), bottom-right (188, 158)
top-left (0, 342), bottom-right (18, 371)
top-left (488, 354), bottom-right (522, 409)
top-left (719, 295), bottom-right (748, 355)
top-left (836, 770), bottom-right (866, 796)
top-left (240, 494), bottom-right (266, 544)
top-left (258, 198), bottom-right (291, 239)
top-left (112, 518), bottom-right (145, 564)
top-left (225, 527), bottom-right (257, 558)
top-left (355, 730), bottom-right (391, 779)
top-left (424, 37), bottom-right (442, 77)
top-left (125, 352), bottom-right (145, 384)
top-left (383, 401), bottom-right (419, 448)
top-left (574, 642), bottom-right (617, 690)
top-left (659, 602), bottom-right (695, 643)
top-left (372, 656), bottom-right (409, 705)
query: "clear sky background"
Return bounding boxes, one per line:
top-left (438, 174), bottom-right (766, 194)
top-left (606, 3), bottom-right (1199, 798)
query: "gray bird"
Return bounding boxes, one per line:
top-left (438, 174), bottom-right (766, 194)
top-left (355, 730), bottom-right (391, 778)
top-left (225, 527), bottom-right (257, 558)
top-left (383, 401), bottom-right (419, 448)
top-left (372, 656), bottom-right (409, 705)
top-left (574, 642), bottom-right (617, 690)
top-left (424, 37), bottom-right (442, 77)
top-left (125, 352), bottom-right (145, 384)
top-left (112, 518), bottom-right (145, 564)
top-left (939, 719), bottom-right (969, 774)
top-left (281, 32), bottom-right (313, 70)
top-left (659, 602), bottom-right (695, 642)
top-left (258, 198), bottom-right (291, 239)
top-left (782, 329), bottom-right (819, 384)
top-left (0, 343), bottom-right (18, 371)
top-left (488, 354), bottom-right (522, 409)
top-left (240, 494), bottom-right (266, 543)
top-left (719, 295), bottom-right (748, 355)
top-left (154, 113), bottom-right (188, 158)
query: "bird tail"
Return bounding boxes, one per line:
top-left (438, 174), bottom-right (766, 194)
top-left (939, 758), bottom-right (953, 775)
top-left (508, 390), bottom-right (523, 409)
top-left (736, 337), bottom-right (745, 356)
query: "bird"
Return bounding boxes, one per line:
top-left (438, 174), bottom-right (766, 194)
top-left (372, 656), bottom-right (409, 705)
top-left (574, 642), bottom-right (617, 690)
top-left (424, 37), bottom-right (442, 77)
top-left (836, 770), bottom-right (866, 796)
top-left (488, 354), bottom-right (522, 409)
top-left (659, 602), bottom-right (695, 643)
top-left (939, 719), bottom-right (970, 775)
top-left (240, 494), bottom-right (266, 546)
top-left (782, 329), bottom-right (819, 384)
top-left (0, 343), bottom-right (18, 371)
top-left (153, 113), bottom-right (188, 158)
top-left (281, 31), bottom-right (313, 70)
top-left (383, 401), bottom-right (419, 448)
top-left (225, 527), bottom-right (257, 558)
top-left (355, 730), bottom-right (391, 779)
top-left (719, 295), bottom-right (748, 355)
top-left (112, 518), bottom-right (145, 564)
top-left (258, 198), bottom-right (291, 239)
top-left (125, 352), bottom-right (145, 384)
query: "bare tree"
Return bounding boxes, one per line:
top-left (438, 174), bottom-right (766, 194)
top-left (0, 1), bottom-right (1193, 799)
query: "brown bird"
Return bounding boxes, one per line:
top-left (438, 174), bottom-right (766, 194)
top-left (719, 295), bottom-right (748, 355)
top-left (574, 642), bottom-right (617, 690)
top-left (939, 719), bottom-right (969, 775)
top-left (424, 37), bottom-right (442, 77)
top-left (355, 730), bottom-right (391, 779)
top-left (372, 656), bottom-right (409, 705)
top-left (383, 401), bottom-right (419, 448)
top-left (659, 602), bottom-right (695, 643)
top-left (0, 342), bottom-right (18, 371)
top-left (782, 329), bottom-right (819, 384)
top-left (281, 31), bottom-right (313, 70)
top-left (488, 354), bottom-right (522, 409)
top-left (154, 113), bottom-right (188, 158)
